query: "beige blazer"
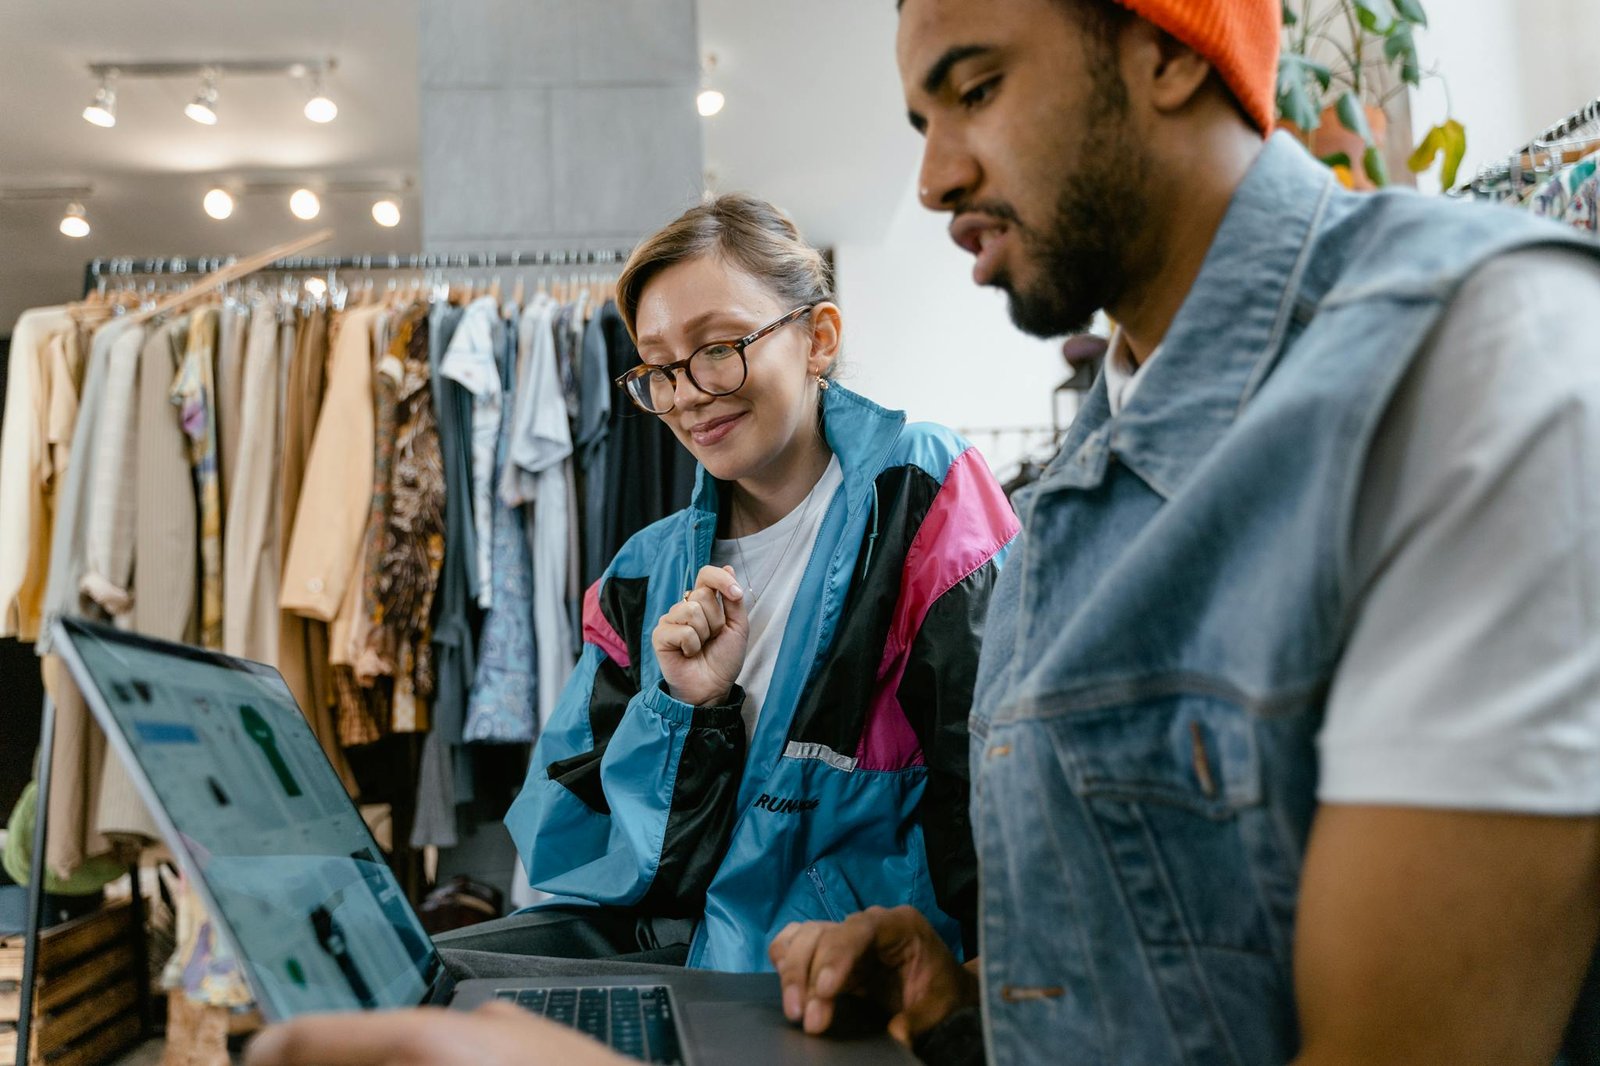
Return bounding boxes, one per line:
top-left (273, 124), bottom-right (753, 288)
top-left (222, 306), bottom-right (284, 662)
top-left (133, 318), bottom-right (198, 643)
top-left (280, 305), bottom-right (380, 621)
top-left (79, 325), bottom-right (146, 617)
top-left (0, 307), bottom-right (71, 640)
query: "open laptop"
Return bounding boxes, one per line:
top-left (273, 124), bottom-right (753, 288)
top-left (53, 616), bottom-right (914, 1066)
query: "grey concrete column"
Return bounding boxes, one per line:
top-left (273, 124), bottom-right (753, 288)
top-left (418, 0), bottom-right (706, 255)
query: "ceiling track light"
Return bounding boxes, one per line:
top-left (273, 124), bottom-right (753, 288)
top-left (59, 201), bottom-right (91, 238)
top-left (83, 58), bottom-right (337, 129)
top-left (371, 198), bottom-right (401, 227)
top-left (289, 188), bottom-right (321, 220)
top-left (203, 187), bottom-right (235, 220)
top-left (697, 52), bottom-right (725, 118)
top-left (185, 70), bottom-right (219, 125)
top-left (304, 71), bottom-right (337, 123)
top-left (82, 71), bottom-right (117, 128)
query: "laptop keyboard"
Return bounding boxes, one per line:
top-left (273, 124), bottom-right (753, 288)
top-left (494, 984), bottom-right (684, 1065)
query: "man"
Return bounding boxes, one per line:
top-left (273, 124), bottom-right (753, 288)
top-left (249, 1), bottom-right (1600, 1063)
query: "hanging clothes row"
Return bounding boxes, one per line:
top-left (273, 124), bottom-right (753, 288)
top-left (0, 246), bottom-right (700, 884)
top-left (1458, 96), bottom-right (1600, 233)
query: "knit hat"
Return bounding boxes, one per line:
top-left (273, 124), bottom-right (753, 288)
top-left (1112, 0), bottom-right (1281, 135)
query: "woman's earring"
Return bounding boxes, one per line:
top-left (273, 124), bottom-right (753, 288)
top-left (816, 375), bottom-right (830, 391)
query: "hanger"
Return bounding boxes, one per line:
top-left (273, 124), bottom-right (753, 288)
top-left (119, 229), bottom-right (334, 328)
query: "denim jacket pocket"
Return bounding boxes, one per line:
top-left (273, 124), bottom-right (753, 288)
top-left (1049, 692), bottom-right (1285, 957)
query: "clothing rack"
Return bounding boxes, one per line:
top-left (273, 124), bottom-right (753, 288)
top-left (1458, 95), bottom-right (1600, 196)
top-left (86, 247), bottom-right (633, 282)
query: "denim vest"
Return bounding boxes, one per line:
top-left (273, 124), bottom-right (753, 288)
top-left (971, 134), bottom-right (1600, 1066)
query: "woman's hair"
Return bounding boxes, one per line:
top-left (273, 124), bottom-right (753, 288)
top-left (617, 193), bottom-right (837, 374)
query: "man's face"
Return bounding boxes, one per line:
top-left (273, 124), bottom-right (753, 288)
top-left (896, 0), bottom-right (1149, 337)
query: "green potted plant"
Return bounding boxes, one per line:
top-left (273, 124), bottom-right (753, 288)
top-left (1276, 0), bottom-right (1466, 190)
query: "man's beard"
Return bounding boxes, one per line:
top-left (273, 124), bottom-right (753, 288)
top-left (999, 74), bottom-right (1149, 338)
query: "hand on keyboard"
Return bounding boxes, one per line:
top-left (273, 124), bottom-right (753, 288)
top-left (245, 1002), bottom-right (634, 1066)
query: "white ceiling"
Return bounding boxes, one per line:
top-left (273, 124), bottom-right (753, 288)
top-left (0, 0), bottom-right (422, 328)
top-left (0, 0), bottom-right (916, 331)
top-left (697, 0), bottom-right (918, 249)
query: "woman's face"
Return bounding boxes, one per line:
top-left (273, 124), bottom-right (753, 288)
top-left (632, 255), bottom-right (835, 484)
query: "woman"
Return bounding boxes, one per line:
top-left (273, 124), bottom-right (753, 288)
top-left (494, 194), bottom-right (1018, 972)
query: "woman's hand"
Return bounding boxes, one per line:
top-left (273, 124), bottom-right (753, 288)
top-left (652, 565), bottom-right (749, 707)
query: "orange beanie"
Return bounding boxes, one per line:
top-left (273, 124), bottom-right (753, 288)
top-left (1113, 0), bottom-right (1281, 135)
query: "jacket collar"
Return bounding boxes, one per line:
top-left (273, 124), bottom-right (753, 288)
top-left (690, 382), bottom-right (907, 519)
top-left (1057, 133), bottom-right (1337, 500)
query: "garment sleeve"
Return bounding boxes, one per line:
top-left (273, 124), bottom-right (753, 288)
top-left (896, 446), bottom-right (1019, 957)
top-left (911, 1006), bottom-right (986, 1066)
top-left (503, 577), bottom-right (749, 918)
top-left (1321, 249), bottom-right (1600, 813)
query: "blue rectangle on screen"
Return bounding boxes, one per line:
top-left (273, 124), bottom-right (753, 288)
top-left (133, 721), bottom-right (200, 744)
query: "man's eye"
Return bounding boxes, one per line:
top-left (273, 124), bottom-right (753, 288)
top-left (961, 77), bottom-right (1000, 109)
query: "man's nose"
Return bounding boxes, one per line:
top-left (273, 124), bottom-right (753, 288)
top-left (918, 125), bottom-right (981, 212)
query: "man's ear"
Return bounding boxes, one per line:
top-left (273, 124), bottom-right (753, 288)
top-left (1123, 18), bottom-right (1213, 118)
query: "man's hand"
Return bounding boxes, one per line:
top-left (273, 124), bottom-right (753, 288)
top-left (652, 565), bottom-right (749, 707)
top-left (768, 905), bottom-right (978, 1044)
top-left (245, 1002), bottom-right (632, 1066)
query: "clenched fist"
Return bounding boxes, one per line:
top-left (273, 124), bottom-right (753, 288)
top-left (652, 564), bottom-right (749, 707)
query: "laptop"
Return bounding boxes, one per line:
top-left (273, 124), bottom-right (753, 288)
top-left (53, 616), bottom-right (915, 1066)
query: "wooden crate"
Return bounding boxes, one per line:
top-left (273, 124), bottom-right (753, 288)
top-left (0, 899), bottom-right (144, 1066)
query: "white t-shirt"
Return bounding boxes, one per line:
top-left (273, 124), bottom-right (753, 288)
top-left (710, 455), bottom-right (844, 741)
top-left (1105, 248), bottom-right (1600, 815)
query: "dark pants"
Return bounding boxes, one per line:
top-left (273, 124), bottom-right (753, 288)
top-left (433, 906), bottom-right (694, 981)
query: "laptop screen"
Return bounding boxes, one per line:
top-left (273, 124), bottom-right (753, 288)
top-left (59, 618), bottom-right (442, 1019)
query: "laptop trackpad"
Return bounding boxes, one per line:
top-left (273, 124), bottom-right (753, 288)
top-left (680, 1000), bottom-right (917, 1065)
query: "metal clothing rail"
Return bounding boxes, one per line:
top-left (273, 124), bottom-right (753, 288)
top-left (87, 247), bottom-right (635, 279)
top-left (1458, 95), bottom-right (1600, 195)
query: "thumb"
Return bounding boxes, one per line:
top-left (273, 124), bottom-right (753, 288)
top-left (722, 566), bottom-right (750, 631)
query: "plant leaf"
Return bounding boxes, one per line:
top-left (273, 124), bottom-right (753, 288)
top-left (1276, 54), bottom-right (1325, 131)
top-left (1440, 118), bottom-right (1467, 188)
top-left (1364, 145), bottom-right (1391, 186)
top-left (1354, 0), bottom-right (1397, 33)
top-left (1393, 0), bottom-right (1428, 25)
top-left (1321, 152), bottom-right (1353, 169)
top-left (1407, 125), bottom-right (1445, 172)
top-left (1384, 23), bottom-right (1421, 85)
top-left (1407, 118), bottom-right (1467, 188)
top-left (1282, 1), bottom-right (1299, 27)
top-left (1335, 91), bottom-right (1374, 143)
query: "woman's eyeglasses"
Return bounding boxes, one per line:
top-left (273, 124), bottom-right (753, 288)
top-left (615, 304), bottom-right (814, 415)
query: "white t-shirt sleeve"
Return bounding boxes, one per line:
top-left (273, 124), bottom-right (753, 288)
top-left (1319, 248), bottom-right (1600, 815)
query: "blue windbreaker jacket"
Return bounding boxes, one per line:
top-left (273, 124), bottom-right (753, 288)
top-left (504, 384), bottom-right (1019, 970)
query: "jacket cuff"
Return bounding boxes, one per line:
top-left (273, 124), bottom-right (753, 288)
top-left (911, 1006), bottom-right (985, 1066)
top-left (644, 680), bottom-right (746, 730)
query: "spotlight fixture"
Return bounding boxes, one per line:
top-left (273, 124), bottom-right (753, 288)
top-left (696, 88), bottom-right (725, 118)
top-left (371, 198), bottom-right (401, 227)
top-left (696, 53), bottom-right (724, 118)
top-left (82, 74), bottom-right (117, 128)
top-left (303, 72), bottom-right (337, 123)
top-left (289, 188), bottom-right (321, 220)
top-left (59, 202), bottom-right (90, 238)
top-left (203, 187), bottom-right (235, 220)
top-left (185, 72), bottom-right (219, 125)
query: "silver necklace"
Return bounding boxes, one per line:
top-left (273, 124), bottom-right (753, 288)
top-left (729, 481), bottom-right (822, 603)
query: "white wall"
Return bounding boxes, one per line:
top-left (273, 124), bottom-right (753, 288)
top-left (833, 178), bottom-right (1079, 479)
